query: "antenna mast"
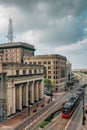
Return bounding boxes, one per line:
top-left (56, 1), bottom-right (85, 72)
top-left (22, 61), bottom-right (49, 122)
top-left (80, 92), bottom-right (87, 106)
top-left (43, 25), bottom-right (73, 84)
top-left (7, 18), bottom-right (14, 43)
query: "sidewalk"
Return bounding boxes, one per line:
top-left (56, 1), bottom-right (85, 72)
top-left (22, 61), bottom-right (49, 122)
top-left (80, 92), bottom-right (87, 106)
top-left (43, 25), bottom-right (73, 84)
top-left (0, 98), bottom-right (49, 129)
top-left (79, 112), bottom-right (87, 130)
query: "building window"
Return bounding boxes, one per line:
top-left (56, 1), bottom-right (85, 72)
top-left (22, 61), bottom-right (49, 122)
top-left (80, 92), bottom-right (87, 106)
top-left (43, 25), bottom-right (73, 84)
top-left (48, 66), bottom-right (51, 69)
top-left (38, 69), bottom-right (41, 73)
top-left (23, 70), bottom-right (26, 75)
top-left (33, 62), bottom-right (36, 65)
top-left (43, 61), bottom-right (46, 64)
top-left (29, 70), bottom-right (32, 74)
top-left (29, 62), bottom-right (32, 65)
top-left (54, 61), bottom-right (55, 64)
top-left (34, 69), bottom-right (37, 74)
top-left (16, 70), bottom-right (19, 75)
top-left (38, 61), bottom-right (41, 65)
top-left (48, 61), bottom-right (51, 64)
top-left (48, 71), bottom-right (51, 74)
top-left (48, 76), bottom-right (51, 79)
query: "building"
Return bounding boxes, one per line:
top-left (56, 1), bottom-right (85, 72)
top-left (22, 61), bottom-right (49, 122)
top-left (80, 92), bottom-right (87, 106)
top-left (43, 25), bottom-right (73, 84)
top-left (0, 43), bottom-right (45, 117)
top-left (0, 42), bottom-right (35, 63)
top-left (0, 62), bottom-right (45, 116)
top-left (24, 54), bottom-right (67, 89)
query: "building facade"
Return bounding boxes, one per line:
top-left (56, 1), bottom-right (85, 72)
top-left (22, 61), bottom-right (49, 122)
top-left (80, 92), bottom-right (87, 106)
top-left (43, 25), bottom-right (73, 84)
top-left (24, 54), bottom-right (67, 89)
top-left (0, 62), bottom-right (45, 116)
top-left (0, 42), bottom-right (35, 63)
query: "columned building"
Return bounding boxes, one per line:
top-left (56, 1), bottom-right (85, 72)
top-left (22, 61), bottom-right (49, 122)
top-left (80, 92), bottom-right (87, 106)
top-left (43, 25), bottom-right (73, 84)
top-left (24, 54), bottom-right (67, 89)
top-left (0, 62), bottom-right (45, 116)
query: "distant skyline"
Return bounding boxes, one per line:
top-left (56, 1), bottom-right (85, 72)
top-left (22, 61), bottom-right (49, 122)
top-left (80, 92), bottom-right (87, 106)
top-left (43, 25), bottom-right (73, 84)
top-left (0, 0), bottom-right (87, 69)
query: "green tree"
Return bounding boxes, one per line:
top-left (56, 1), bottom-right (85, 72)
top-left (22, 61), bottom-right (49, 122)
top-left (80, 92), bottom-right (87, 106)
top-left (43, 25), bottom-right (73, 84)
top-left (44, 78), bottom-right (52, 91)
top-left (51, 80), bottom-right (58, 91)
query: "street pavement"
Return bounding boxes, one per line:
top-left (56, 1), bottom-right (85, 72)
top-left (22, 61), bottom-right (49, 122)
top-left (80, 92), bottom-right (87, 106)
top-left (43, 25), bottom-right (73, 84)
top-left (0, 98), bottom-right (49, 129)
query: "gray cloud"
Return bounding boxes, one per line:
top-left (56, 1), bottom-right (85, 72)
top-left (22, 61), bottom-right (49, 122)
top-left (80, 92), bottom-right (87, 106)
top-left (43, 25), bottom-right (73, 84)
top-left (0, 0), bottom-right (87, 69)
top-left (0, 0), bottom-right (87, 16)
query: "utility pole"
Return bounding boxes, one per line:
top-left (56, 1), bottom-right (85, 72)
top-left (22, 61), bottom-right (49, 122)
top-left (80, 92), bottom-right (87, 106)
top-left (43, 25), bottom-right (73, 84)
top-left (28, 91), bottom-right (31, 115)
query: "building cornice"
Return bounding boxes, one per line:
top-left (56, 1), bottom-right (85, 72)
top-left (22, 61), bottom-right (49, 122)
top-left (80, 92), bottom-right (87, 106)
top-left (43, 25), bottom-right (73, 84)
top-left (0, 42), bottom-right (36, 51)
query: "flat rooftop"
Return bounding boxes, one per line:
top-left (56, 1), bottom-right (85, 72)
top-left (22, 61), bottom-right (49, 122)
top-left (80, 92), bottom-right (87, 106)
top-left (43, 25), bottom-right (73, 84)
top-left (0, 42), bottom-right (36, 51)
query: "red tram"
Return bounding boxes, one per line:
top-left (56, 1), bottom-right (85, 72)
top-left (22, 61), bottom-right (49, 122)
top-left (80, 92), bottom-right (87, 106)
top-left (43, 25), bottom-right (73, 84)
top-left (62, 87), bottom-right (84, 118)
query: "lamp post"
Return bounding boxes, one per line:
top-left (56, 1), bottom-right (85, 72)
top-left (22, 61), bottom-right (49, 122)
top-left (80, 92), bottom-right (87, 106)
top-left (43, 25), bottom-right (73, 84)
top-left (50, 85), bottom-right (52, 101)
top-left (82, 90), bottom-right (85, 125)
top-left (28, 91), bottom-right (31, 115)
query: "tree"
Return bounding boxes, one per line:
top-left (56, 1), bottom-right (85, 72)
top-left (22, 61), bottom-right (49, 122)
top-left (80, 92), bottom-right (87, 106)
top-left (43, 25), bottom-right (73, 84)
top-left (51, 80), bottom-right (57, 91)
top-left (44, 78), bottom-right (52, 92)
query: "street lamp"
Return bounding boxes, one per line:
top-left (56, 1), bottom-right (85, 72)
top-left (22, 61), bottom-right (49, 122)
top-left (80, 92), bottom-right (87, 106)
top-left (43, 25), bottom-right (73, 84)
top-left (50, 85), bottom-right (52, 101)
top-left (28, 91), bottom-right (31, 115)
top-left (82, 90), bottom-right (86, 125)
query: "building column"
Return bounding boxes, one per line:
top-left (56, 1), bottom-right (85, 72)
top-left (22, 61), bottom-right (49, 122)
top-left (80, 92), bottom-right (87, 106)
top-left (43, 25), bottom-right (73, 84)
top-left (16, 87), bottom-right (19, 110)
top-left (41, 79), bottom-right (44, 98)
top-left (19, 85), bottom-right (22, 110)
top-left (22, 85), bottom-right (26, 106)
top-left (30, 82), bottom-right (34, 104)
top-left (36, 82), bottom-right (39, 101)
top-left (26, 84), bottom-right (28, 106)
top-left (39, 80), bottom-right (44, 99)
top-left (12, 85), bottom-right (16, 114)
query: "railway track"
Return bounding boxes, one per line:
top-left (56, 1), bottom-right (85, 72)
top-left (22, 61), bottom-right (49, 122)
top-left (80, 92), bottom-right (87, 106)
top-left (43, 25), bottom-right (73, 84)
top-left (13, 94), bottom-right (68, 130)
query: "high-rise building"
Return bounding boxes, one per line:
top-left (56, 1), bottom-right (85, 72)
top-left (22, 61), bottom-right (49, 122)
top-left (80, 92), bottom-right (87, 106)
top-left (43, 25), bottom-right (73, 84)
top-left (0, 42), bottom-right (35, 63)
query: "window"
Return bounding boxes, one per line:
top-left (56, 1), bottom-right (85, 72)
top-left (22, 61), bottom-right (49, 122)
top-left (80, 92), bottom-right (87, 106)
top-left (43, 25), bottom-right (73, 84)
top-left (29, 62), bottom-right (32, 65)
top-left (38, 69), bottom-right (41, 73)
top-left (48, 61), bottom-right (51, 64)
top-left (16, 70), bottom-right (19, 75)
top-left (38, 61), bottom-right (41, 65)
top-left (23, 70), bottom-right (26, 75)
top-left (6, 58), bottom-right (8, 61)
top-left (48, 66), bottom-right (51, 69)
top-left (33, 62), bottom-right (36, 65)
top-left (43, 61), bottom-right (46, 64)
top-left (34, 69), bottom-right (37, 74)
top-left (29, 70), bottom-right (32, 74)
top-left (48, 76), bottom-right (51, 79)
top-left (48, 71), bottom-right (51, 74)
top-left (5, 54), bottom-right (8, 57)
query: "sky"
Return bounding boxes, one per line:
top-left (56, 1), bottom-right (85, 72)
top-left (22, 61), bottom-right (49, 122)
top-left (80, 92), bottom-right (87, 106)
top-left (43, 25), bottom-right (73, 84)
top-left (0, 0), bottom-right (87, 69)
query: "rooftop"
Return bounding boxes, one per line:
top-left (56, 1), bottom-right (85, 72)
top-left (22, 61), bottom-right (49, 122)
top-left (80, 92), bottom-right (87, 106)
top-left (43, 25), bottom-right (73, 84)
top-left (24, 54), bottom-right (67, 60)
top-left (0, 42), bottom-right (36, 51)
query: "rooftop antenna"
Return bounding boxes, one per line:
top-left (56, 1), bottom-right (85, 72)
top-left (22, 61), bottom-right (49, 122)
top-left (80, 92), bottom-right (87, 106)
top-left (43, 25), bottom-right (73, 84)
top-left (7, 18), bottom-right (14, 43)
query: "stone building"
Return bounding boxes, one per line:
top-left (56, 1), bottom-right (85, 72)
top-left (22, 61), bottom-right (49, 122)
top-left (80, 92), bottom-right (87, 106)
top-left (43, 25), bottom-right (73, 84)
top-left (0, 62), bottom-right (45, 116)
top-left (0, 42), bottom-right (35, 63)
top-left (0, 43), bottom-right (45, 117)
top-left (24, 54), bottom-right (67, 89)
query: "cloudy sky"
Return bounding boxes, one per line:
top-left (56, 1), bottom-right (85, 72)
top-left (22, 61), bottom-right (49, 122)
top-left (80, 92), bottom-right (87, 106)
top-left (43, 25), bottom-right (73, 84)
top-left (0, 0), bottom-right (87, 69)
